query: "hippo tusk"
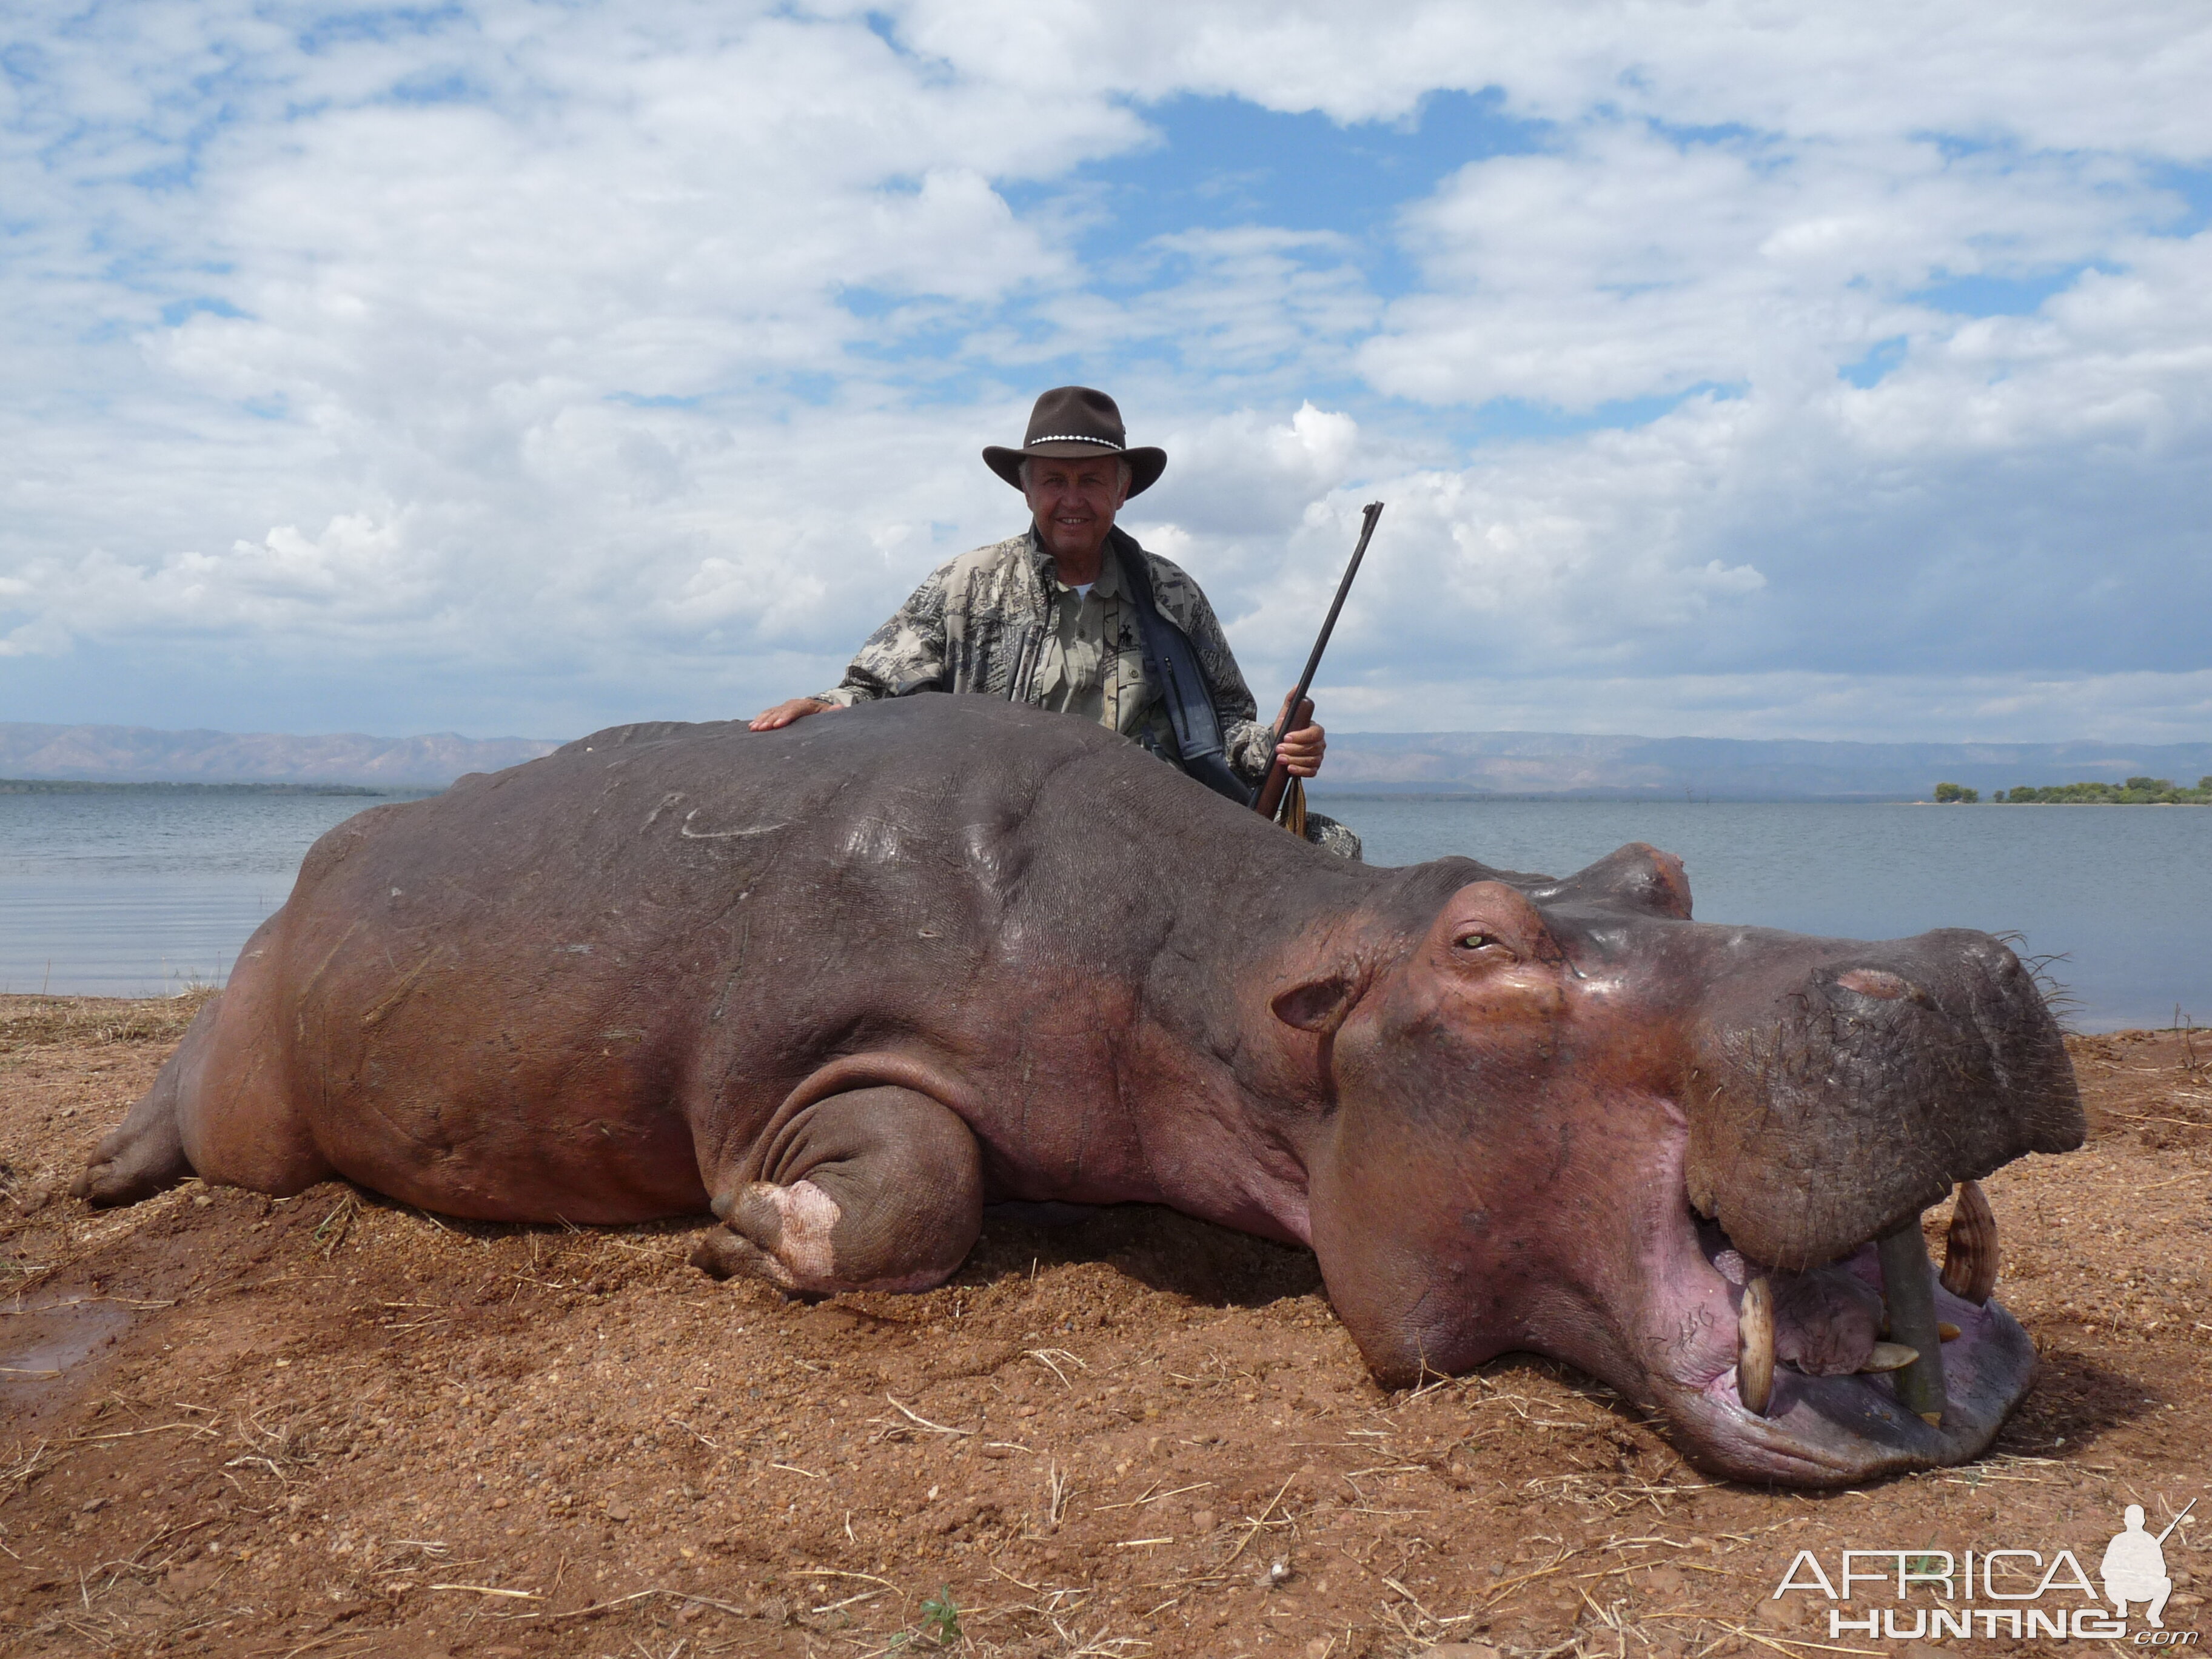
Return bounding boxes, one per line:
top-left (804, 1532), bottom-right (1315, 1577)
top-left (1940, 1179), bottom-right (2000, 1305)
top-left (1737, 1276), bottom-right (1775, 1416)
top-left (1875, 1218), bottom-right (1948, 1427)
top-left (1858, 1341), bottom-right (1920, 1373)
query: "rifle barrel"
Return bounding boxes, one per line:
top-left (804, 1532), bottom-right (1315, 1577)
top-left (1271, 501), bottom-right (1384, 752)
top-left (1255, 501), bottom-right (1384, 822)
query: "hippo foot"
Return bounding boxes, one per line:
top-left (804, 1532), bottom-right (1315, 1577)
top-left (72, 1094), bottom-right (192, 1208)
top-left (691, 1180), bottom-right (968, 1295)
top-left (696, 1084), bottom-right (985, 1295)
top-left (688, 1225), bottom-right (786, 1285)
top-left (72, 990), bottom-right (220, 1208)
top-left (70, 1151), bottom-right (186, 1209)
top-left (693, 1179), bottom-right (846, 1292)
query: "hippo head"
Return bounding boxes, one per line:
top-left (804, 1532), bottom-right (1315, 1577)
top-left (1280, 843), bottom-right (2083, 1486)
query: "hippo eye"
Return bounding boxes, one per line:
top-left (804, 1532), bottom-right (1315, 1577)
top-left (1453, 931), bottom-right (1503, 952)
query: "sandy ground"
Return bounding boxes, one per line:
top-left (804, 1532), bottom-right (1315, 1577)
top-left (1, 993), bottom-right (2206, 1659)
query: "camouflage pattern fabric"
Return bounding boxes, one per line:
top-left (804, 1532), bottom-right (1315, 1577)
top-left (814, 526), bottom-right (1363, 860)
top-left (814, 528), bottom-right (1274, 786)
top-left (1300, 811), bottom-right (1362, 861)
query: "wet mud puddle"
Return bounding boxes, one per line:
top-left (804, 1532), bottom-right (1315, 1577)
top-left (0, 1293), bottom-right (132, 1392)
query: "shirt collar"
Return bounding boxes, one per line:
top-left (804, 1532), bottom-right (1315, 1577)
top-left (1026, 525), bottom-right (1125, 598)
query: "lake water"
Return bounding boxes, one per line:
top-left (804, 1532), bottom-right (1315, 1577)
top-left (0, 793), bottom-right (385, 999)
top-left (1340, 795), bottom-right (2208, 1031)
top-left (1, 791), bottom-right (2204, 1030)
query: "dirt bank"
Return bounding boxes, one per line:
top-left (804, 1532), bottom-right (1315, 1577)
top-left (2, 994), bottom-right (2206, 1657)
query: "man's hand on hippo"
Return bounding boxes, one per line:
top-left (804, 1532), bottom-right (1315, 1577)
top-left (749, 696), bottom-right (842, 732)
top-left (1275, 692), bottom-right (1326, 778)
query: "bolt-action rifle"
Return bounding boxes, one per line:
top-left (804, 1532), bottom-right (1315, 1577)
top-left (1254, 501), bottom-right (1385, 830)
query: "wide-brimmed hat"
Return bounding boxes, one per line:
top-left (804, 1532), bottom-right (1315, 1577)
top-left (982, 386), bottom-right (1166, 497)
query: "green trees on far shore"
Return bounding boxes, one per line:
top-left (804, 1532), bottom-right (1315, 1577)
top-left (1932, 782), bottom-right (1980, 802)
top-left (1984, 776), bottom-right (2212, 804)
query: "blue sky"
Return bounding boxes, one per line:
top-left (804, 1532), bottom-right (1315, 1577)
top-left (4, 0), bottom-right (2210, 743)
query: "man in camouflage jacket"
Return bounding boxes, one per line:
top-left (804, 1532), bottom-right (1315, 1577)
top-left (752, 386), bottom-right (1356, 856)
top-left (798, 526), bottom-right (1278, 779)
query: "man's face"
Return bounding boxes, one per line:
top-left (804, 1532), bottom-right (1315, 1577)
top-left (1022, 452), bottom-right (1130, 567)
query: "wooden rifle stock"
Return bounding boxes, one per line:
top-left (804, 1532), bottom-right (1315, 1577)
top-left (1255, 501), bottom-right (1384, 823)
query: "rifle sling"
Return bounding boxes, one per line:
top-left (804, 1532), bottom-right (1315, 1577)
top-left (1111, 532), bottom-right (1253, 807)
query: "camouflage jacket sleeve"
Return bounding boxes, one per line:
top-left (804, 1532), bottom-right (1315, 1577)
top-left (811, 564), bottom-right (953, 706)
top-left (1145, 552), bottom-right (1273, 787)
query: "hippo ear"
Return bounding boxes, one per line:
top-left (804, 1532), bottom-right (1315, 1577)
top-left (1272, 971), bottom-right (1363, 1036)
top-left (1542, 842), bottom-right (1693, 919)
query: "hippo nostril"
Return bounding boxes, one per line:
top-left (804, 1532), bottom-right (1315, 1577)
top-left (1836, 968), bottom-right (1911, 1000)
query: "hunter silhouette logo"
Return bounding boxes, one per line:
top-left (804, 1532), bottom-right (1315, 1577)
top-left (2105, 1501), bottom-right (2194, 1629)
top-left (1771, 1497), bottom-right (2200, 1645)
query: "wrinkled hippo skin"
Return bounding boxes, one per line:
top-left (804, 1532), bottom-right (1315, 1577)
top-left (76, 698), bottom-right (2082, 1484)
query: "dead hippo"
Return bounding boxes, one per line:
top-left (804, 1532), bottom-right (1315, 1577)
top-left (76, 697), bottom-right (2082, 1485)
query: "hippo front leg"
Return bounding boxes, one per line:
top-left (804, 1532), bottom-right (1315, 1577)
top-left (691, 1086), bottom-right (983, 1295)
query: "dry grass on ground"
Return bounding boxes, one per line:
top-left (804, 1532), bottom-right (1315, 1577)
top-left (1, 995), bottom-right (2207, 1657)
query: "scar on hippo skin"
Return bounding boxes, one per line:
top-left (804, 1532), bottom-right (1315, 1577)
top-left (691, 1179), bottom-right (842, 1290)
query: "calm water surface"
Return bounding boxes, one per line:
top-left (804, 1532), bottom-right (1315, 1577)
top-left (2, 791), bottom-right (2205, 1030)
top-left (1345, 796), bottom-right (2208, 1031)
top-left (0, 794), bottom-right (390, 997)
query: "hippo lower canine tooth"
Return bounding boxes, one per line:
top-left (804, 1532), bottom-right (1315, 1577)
top-left (1737, 1276), bottom-right (1775, 1415)
top-left (1858, 1342), bottom-right (1920, 1373)
top-left (1940, 1179), bottom-right (2000, 1305)
top-left (1875, 1219), bottom-right (1948, 1427)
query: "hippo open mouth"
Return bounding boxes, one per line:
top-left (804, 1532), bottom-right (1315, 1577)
top-left (1620, 916), bottom-right (2079, 1483)
top-left (1640, 1179), bottom-right (2037, 1484)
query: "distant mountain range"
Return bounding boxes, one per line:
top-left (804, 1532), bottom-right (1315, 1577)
top-left (0, 723), bottom-right (560, 788)
top-left (3, 720), bottom-right (2207, 799)
top-left (1310, 732), bottom-right (2212, 800)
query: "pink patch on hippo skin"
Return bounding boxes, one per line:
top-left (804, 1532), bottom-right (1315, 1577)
top-left (753, 1179), bottom-right (843, 1287)
top-left (1643, 848), bottom-right (1694, 919)
top-left (714, 1179), bottom-right (844, 1290)
top-left (720, 1178), bottom-right (954, 1295)
top-left (1836, 968), bottom-right (1911, 999)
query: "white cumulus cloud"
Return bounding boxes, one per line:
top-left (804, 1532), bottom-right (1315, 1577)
top-left (1, 0), bottom-right (2208, 742)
